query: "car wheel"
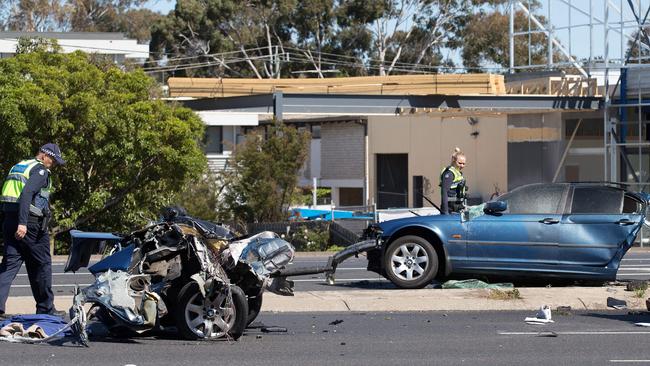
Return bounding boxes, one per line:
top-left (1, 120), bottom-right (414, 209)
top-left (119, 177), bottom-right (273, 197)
top-left (383, 235), bottom-right (438, 289)
top-left (246, 293), bottom-right (263, 327)
top-left (175, 282), bottom-right (248, 340)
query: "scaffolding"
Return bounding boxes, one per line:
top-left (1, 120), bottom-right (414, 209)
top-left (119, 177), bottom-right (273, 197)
top-left (509, 0), bottom-right (650, 244)
top-left (509, 0), bottom-right (650, 186)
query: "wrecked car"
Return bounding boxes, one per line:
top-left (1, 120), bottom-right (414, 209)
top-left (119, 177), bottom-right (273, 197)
top-left (280, 183), bottom-right (650, 289)
top-left (65, 208), bottom-right (295, 344)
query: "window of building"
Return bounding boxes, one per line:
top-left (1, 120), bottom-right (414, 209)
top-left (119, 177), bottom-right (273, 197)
top-left (339, 187), bottom-right (363, 207)
top-left (565, 118), bottom-right (604, 138)
top-left (204, 126), bottom-right (223, 154)
top-left (311, 124), bottom-right (321, 139)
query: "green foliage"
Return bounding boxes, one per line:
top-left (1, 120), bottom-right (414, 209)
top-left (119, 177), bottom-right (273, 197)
top-left (0, 48), bottom-right (207, 241)
top-left (286, 223), bottom-right (331, 251)
top-left (0, 1), bottom-right (159, 43)
top-left (292, 187), bottom-right (332, 206)
top-left (217, 121), bottom-right (310, 224)
top-left (149, 0), bottom-right (472, 77)
top-left (16, 37), bottom-right (62, 54)
top-left (462, 4), bottom-right (565, 71)
top-left (170, 171), bottom-right (221, 222)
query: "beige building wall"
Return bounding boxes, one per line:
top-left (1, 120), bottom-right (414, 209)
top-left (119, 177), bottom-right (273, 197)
top-left (367, 115), bottom-right (508, 207)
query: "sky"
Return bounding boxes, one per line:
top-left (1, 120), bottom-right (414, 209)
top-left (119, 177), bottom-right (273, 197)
top-left (141, 0), bottom-right (650, 69)
top-left (143, 0), bottom-right (175, 15)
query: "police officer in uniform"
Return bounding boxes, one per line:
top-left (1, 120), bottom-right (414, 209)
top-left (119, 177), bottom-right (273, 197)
top-left (0, 143), bottom-right (65, 316)
top-left (439, 147), bottom-right (467, 214)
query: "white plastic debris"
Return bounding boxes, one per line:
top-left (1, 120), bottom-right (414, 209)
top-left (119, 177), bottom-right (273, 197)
top-left (525, 305), bottom-right (554, 325)
top-left (635, 322), bottom-right (650, 327)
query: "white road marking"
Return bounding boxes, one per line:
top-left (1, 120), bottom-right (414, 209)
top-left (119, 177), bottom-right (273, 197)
top-left (10, 277), bottom-right (388, 288)
top-left (610, 360), bottom-right (650, 363)
top-left (16, 273), bottom-right (89, 277)
top-left (500, 331), bottom-right (650, 335)
top-left (622, 258), bottom-right (650, 261)
top-left (291, 278), bottom-right (387, 283)
top-left (11, 284), bottom-right (90, 288)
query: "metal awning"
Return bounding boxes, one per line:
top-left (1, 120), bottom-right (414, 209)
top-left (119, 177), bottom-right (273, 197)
top-left (181, 92), bottom-right (602, 119)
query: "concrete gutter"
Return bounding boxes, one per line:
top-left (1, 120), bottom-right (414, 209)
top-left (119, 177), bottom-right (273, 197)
top-left (6, 286), bottom-right (648, 314)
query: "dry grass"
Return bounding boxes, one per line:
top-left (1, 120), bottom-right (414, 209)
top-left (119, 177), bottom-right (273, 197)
top-left (487, 288), bottom-right (522, 300)
top-left (634, 288), bottom-right (647, 299)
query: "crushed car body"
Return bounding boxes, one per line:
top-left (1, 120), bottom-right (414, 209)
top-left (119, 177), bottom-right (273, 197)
top-left (64, 208), bottom-right (295, 345)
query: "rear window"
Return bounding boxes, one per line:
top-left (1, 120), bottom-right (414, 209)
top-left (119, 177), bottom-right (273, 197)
top-left (499, 184), bottom-right (566, 214)
top-left (570, 187), bottom-right (623, 214)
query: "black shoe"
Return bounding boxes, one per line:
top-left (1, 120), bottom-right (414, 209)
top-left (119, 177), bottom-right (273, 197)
top-left (47, 309), bottom-right (67, 319)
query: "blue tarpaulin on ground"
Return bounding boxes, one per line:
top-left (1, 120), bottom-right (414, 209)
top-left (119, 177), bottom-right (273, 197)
top-left (290, 208), bottom-right (373, 221)
top-left (0, 314), bottom-right (71, 337)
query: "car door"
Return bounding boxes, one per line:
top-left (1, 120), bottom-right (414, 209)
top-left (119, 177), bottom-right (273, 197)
top-left (465, 184), bottom-right (567, 270)
top-left (558, 186), bottom-right (644, 267)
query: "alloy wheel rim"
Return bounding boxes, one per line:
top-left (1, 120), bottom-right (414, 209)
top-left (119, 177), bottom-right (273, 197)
top-left (390, 243), bottom-right (429, 281)
top-left (184, 289), bottom-right (235, 338)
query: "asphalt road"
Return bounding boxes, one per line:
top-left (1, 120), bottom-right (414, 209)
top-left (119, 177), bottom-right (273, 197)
top-left (3, 310), bottom-right (650, 365)
top-left (6, 250), bottom-right (650, 297)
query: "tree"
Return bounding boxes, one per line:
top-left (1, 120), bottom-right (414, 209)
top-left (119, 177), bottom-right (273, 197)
top-left (217, 122), bottom-right (310, 224)
top-left (362, 0), bottom-right (471, 75)
top-left (170, 171), bottom-right (221, 222)
top-left (150, 0), bottom-right (296, 78)
top-left (0, 0), bottom-right (67, 31)
top-left (148, 0), bottom-right (475, 77)
top-left (0, 44), bottom-right (207, 242)
top-left (0, 0), bottom-right (159, 43)
top-left (461, 1), bottom-right (566, 71)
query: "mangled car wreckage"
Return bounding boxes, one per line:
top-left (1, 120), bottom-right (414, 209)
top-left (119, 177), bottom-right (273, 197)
top-left (64, 208), bottom-right (294, 345)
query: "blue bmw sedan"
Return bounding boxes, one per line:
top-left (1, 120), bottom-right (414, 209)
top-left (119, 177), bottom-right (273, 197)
top-left (362, 183), bottom-right (649, 289)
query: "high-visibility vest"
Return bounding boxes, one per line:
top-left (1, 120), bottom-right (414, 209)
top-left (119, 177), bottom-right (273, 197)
top-left (0, 159), bottom-right (52, 209)
top-left (439, 165), bottom-right (465, 198)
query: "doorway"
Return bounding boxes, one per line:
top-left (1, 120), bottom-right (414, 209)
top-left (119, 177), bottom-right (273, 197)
top-left (376, 154), bottom-right (408, 209)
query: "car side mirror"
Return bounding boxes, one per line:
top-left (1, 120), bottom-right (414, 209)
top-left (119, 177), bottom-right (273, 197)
top-left (484, 201), bottom-right (507, 215)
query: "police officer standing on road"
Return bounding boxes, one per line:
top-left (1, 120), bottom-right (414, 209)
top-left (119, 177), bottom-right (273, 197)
top-left (0, 143), bottom-right (65, 316)
top-left (439, 147), bottom-right (467, 215)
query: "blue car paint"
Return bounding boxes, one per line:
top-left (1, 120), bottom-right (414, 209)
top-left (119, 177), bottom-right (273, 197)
top-left (373, 184), bottom-right (648, 282)
top-left (88, 245), bottom-right (135, 275)
top-left (378, 213), bottom-right (464, 275)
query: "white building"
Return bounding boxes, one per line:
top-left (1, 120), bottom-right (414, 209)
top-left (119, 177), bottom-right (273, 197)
top-left (0, 32), bottom-right (149, 63)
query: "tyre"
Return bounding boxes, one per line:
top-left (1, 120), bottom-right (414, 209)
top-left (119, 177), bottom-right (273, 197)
top-left (246, 293), bottom-right (263, 327)
top-left (383, 235), bottom-right (438, 289)
top-left (174, 282), bottom-right (248, 340)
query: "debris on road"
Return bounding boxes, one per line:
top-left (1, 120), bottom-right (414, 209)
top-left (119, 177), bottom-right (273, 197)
top-left (525, 305), bottom-right (554, 325)
top-left (555, 306), bottom-right (572, 316)
top-left (626, 280), bottom-right (648, 292)
top-left (607, 297), bottom-right (628, 310)
top-left (329, 319), bottom-right (344, 326)
top-left (442, 279), bottom-right (514, 289)
top-left (0, 314), bottom-right (79, 345)
top-left (261, 326), bottom-right (287, 333)
top-left (536, 331), bottom-right (558, 337)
